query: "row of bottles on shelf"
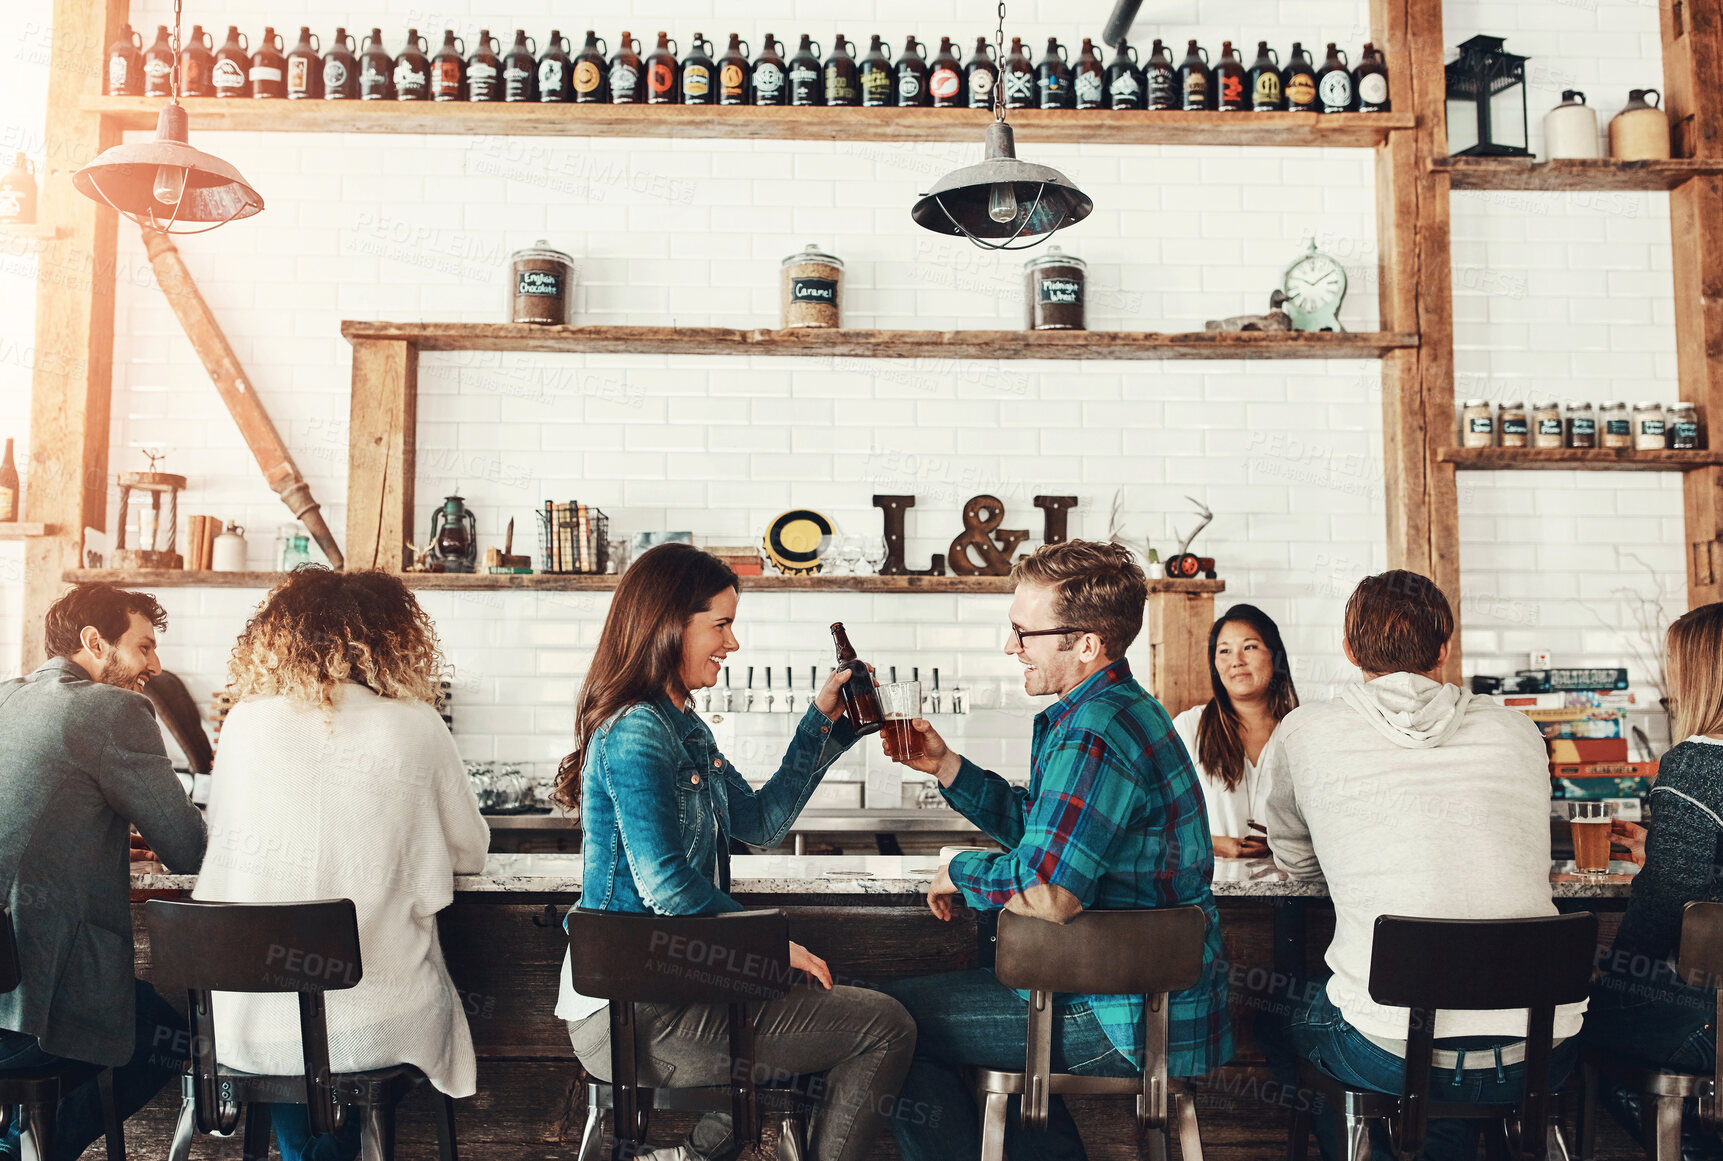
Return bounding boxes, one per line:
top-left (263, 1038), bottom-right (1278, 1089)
top-left (698, 665), bottom-right (967, 716)
top-left (104, 22), bottom-right (1387, 112)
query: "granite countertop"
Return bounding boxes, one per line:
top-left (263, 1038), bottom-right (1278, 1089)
top-left (132, 854), bottom-right (1639, 899)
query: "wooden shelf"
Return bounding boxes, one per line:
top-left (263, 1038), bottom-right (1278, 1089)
top-left (0, 224), bottom-right (63, 240)
top-left (83, 96), bottom-right (1413, 148)
top-left (0, 523), bottom-right (55, 539)
top-left (1435, 157), bottom-right (1723, 191)
top-left (340, 322), bottom-right (1417, 361)
top-left (1438, 447), bottom-right (1723, 471)
top-left (61, 569), bottom-right (1225, 595)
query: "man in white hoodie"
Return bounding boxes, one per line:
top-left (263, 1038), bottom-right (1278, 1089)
top-left (1259, 569), bottom-right (1584, 1161)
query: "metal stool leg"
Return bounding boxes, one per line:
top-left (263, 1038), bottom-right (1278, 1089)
top-left (433, 1091), bottom-right (459, 1161)
top-left (361, 1101), bottom-right (391, 1161)
top-left (168, 1073), bottom-right (198, 1161)
top-left (1646, 1092), bottom-right (1683, 1161)
top-left (1342, 1111), bottom-right (1372, 1161)
top-left (1144, 1123), bottom-right (1170, 1161)
top-left (1547, 1118), bottom-right (1573, 1161)
top-left (241, 1101), bottom-right (271, 1161)
top-left (17, 1100), bottom-right (52, 1161)
top-left (575, 1092), bottom-right (606, 1161)
top-left (978, 1090), bottom-right (1010, 1161)
top-left (1175, 1090), bottom-right (1204, 1161)
top-left (775, 1110), bottom-right (808, 1161)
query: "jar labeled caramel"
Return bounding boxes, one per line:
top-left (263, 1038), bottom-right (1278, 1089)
top-left (509, 240), bottom-right (575, 324)
top-left (781, 244), bottom-right (843, 328)
top-left (1024, 247), bottom-right (1087, 330)
top-left (1499, 401), bottom-right (1529, 448)
top-left (1598, 401), bottom-right (1631, 449)
top-left (1532, 400), bottom-right (1564, 449)
top-left (1460, 399), bottom-right (1494, 448)
top-left (1565, 401), bottom-right (1596, 449)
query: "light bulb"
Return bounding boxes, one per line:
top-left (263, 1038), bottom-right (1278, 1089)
top-left (986, 181), bottom-right (1018, 224)
top-left (152, 165), bottom-right (187, 207)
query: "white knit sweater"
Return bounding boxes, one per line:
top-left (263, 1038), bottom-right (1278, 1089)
top-left (192, 688), bottom-right (490, 1096)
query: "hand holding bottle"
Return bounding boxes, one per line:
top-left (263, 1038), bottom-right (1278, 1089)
top-left (814, 664), bottom-right (872, 721)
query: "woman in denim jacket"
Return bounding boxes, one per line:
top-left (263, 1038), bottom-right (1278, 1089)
top-left (554, 543), bottom-right (915, 1161)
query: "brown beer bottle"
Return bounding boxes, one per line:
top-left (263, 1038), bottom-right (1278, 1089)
top-left (751, 34), bottom-right (786, 105)
top-left (249, 27), bottom-right (286, 98)
top-left (323, 29), bottom-right (358, 98)
top-left (142, 25), bottom-right (175, 96)
top-left (430, 30), bottom-right (466, 101)
top-left (681, 34), bottom-right (715, 104)
top-left (645, 31), bottom-right (679, 104)
top-left (823, 35), bottom-right (859, 106)
top-left (1316, 42), bottom-right (1353, 113)
top-left (502, 30), bottom-right (537, 101)
top-left (393, 30), bottom-right (431, 101)
top-left (467, 30), bottom-right (502, 101)
top-left (1072, 37), bottom-right (1105, 109)
top-left (718, 33), bottom-right (750, 105)
top-left (1178, 39), bottom-right (1210, 110)
top-left (555, 31), bottom-right (593, 103)
top-left (357, 29), bottom-right (392, 99)
top-left (965, 36), bottom-right (998, 110)
top-left (0, 438), bottom-right (18, 522)
top-left (1214, 40), bottom-right (1247, 111)
top-left (1106, 38), bottom-right (1143, 109)
top-left (895, 36), bottom-right (930, 107)
top-left (1002, 36), bottom-right (1034, 109)
top-left (1354, 42), bottom-right (1390, 112)
top-left (1144, 38), bottom-right (1175, 110)
top-left (830, 623), bottom-right (885, 735)
top-left (1035, 37), bottom-right (1070, 109)
top-left (1249, 41), bottom-right (1282, 110)
top-left (609, 32), bottom-right (644, 103)
top-left (285, 27), bottom-right (321, 99)
top-left (859, 33), bottom-right (894, 107)
top-left (106, 23), bottom-right (144, 96)
top-left (1281, 42), bottom-right (1318, 112)
top-left (179, 25), bottom-right (215, 97)
top-left (211, 26), bottom-right (250, 98)
top-left (929, 36), bottom-right (963, 107)
top-left (788, 34), bottom-right (823, 106)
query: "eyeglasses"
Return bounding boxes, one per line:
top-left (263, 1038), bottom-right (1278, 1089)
top-left (1009, 625), bottom-right (1088, 650)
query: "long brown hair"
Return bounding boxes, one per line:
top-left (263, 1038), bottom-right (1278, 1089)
top-left (1196, 604), bottom-right (1298, 791)
top-left (552, 544), bottom-right (739, 810)
top-left (1667, 602), bottom-right (1723, 742)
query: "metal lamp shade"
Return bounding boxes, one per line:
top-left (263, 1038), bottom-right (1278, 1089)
top-left (73, 103), bottom-right (263, 230)
top-left (912, 122), bottom-right (1092, 249)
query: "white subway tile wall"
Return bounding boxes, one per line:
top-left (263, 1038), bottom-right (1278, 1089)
top-left (0, 0), bottom-right (1685, 781)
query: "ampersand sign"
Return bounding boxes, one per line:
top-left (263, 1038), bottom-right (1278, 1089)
top-left (948, 495), bottom-right (1030, 577)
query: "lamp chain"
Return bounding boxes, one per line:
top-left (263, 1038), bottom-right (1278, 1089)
top-left (993, 0), bottom-right (1006, 123)
top-left (170, 0), bottom-right (183, 102)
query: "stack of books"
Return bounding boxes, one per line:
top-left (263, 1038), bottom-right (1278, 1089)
top-left (705, 545), bottom-right (763, 576)
top-left (185, 515), bottom-right (221, 570)
top-left (539, 502), bottom-right (610, 574)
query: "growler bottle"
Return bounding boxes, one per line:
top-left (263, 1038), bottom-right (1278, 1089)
top-left (964, 37), bottom-right (998, 111)
top-left (1281, 42), bottom-right (1317, 112)
top-left (106, 23), bottom-right (143, 96)
top-left (0, 154), bottom-right (36, 226)
top-left (609, 32), bottom-right (644, 104)
top-left (718, 33), bottom-right (750, 105)
top-left (430, 30), bottom-right (466, 101)
top-left (1214, 40), bottom-right (1246, 111)
top-left (787, 34), bottom-right (823, 106)
top-left (859, 34), bottom-right (894, 107)
top-left (179, 25), bottom-right (215, 97)
top-left (1354, 42), bottom-right (1390, 112)
top-left (358, 29), bottom-right (393, 100)
top-left (1316, 42), bottom-right (1353, 113)
top-left (467, 30), bottom-right (502, 101)
top-left (1105, 38), bottom-right (1143, 110)
top-left (323, 29), bottom-right (358, 99)
top-left (393, 29), bottom-right (431, 101)
top-left (142, 26), bottom-right (175, 97)
top-left (896, 36), bottom-right (930, 108)
top-left (1143, 38), bottom-right (1175, 110)
top-left (645, 31), bottom-right (680, 104)
top-left (211, 26), bottom-right (250, 98)
top-left (285, 27), bottom-right (321, 99)
top-left (1001, 36), bottom-right (1034, 110)
top-left (823, 35), bottom-right (859, 107)
top-left (681, 34), bottom-right (716, 105)
top-left (929, 36), bottom-right (962, 107)
top-left (1177, 40), bottom-right (1210, 111)
top-left (502, 30), bottom-right (537, 102)
top-left (249, 27), bottom-right (286, 98)
top-left (751, 34), bottom-right (786, 105)
top-left (830, 624), bottom-right (885, 736)
top-left (1248, 41), bottom-right (1282, 111)
top-left (1072, 37), bottom-right (1105, 110)
top-left (1035, 37), bottom-right (1070, 109)
top-left (555, 31), bottom-right (594, 103)
top-left (0, 438), bottom-right (16, 521)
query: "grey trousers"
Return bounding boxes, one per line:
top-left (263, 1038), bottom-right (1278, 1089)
top-left (568, 983), bottom-right (915, 1161)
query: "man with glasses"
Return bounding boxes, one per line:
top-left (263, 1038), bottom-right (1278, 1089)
top-left (881, 539), bottom-right (1230, 1161)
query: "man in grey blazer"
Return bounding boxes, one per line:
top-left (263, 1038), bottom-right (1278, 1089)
top-left (0, 583), bottom-right (207, 1160)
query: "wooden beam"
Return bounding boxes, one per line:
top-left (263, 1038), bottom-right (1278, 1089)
top-left (1147, 590), bottom-right (1217, 718)
top-left (1440, 447), bottom-right (1723, 471)
top-left (1434, 156), bottom-right (1723, 190)
top-left (345, 340), bottom-right (417, 572)
top-left (20, 0), bottom-right (126, 672)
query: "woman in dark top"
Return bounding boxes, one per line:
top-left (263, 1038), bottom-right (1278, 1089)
top-left (1587, 602), bottom-right (1723, 1154)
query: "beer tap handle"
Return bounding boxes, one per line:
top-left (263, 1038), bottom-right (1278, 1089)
top-left (764, 667), bottom-right (773, 713)
top-left (931, 667), bottom-right (941, 714)
top-left (722, 666), bottom-right (732, 712)
top-left (890, 666), bottom-right (898, 684)
top-left (745, 665), bottom-right (755, 712)
top-left (808, 664), bottom-right (819, 710)
top-left (784, 666), bottom-right (793, 712)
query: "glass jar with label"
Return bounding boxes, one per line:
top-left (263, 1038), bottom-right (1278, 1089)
top-left (1499, 401), bottom-right (1528, 448)
top-left (781, 244), bottom-right (843, 328)
top-left (1598, 400), bottom-right (1631, 449)
top-left (1633, 401), bottom-right (1666, 451)
top-left (1024, 247), bottom-right (1086, 330)
top-left (1459, 399), bottom-right (1494, 448)
top-left (1532, 400), bottom-right (1564, 449)
top-left (1564, 401), bottom-right (1596, 449)
top-left (508, 240), bottom-right (575, 325)
top-left (1667, 401), bottom-right (1700, 450)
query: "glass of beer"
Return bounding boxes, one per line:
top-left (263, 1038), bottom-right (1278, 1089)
top-left (879, 681), bottom-right (925, 763)
top-left (1569, 801), bottom-right (1614, 876)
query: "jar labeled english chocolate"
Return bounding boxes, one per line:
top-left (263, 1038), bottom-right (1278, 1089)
top-left (1598, 400), bottom-right (1631, 448)
top-left (1633, 401), bottom-right (1666, 451)
top-left (1667, 401), bottom-right (1700, 450)
top-left (1460, 399), bottom-right (1494, 447)
top-left (509, 240), bottom-right (575, 325)
top-left (781, 244), bottom-right (843, 329)
top-left (1499, 401), bottom-right (1528, 448)
top-left (1532, 400), bottom-right (1564, 449)
top-left (1024, 247), bottom-right (1086, 331)
top-left (1565, 401), bottom-right (1596, 449)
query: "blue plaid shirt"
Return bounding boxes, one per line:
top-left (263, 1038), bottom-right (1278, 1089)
top-left (944, 658), bottom-right (1233, 1076)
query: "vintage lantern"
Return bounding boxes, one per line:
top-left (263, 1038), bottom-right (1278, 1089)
top-left (1444, 35), bottom-right (1531, 157)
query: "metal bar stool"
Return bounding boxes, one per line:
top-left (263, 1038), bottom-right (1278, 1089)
top-left (1580, 900), bottom-right (1723, 1161)
top-left (143, 898), bottom-right (458, 1161)
top-left (565, 908), bottom-right (810, 1161)
top-left (1287, 912), bottom-right (1597, 1161)
top-left (973, 906), bottom-right (1210, 1161)
top-left (0, 905), bottom-right (125, 1161)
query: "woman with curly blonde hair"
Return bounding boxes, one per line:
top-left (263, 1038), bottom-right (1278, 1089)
top-left (193, 567), bottom-right (488, 1161)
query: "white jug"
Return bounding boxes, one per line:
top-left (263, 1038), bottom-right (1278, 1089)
top-left (1544, 90), bottom-right (1599, 159)
top-left (1609, 89), bottom-right (1671, 160)
top-left (211, 522), bottom-right (248, 572)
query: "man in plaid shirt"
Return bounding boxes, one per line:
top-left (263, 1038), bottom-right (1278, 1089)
top-left (883, 540), bottom-right (1231, 1161)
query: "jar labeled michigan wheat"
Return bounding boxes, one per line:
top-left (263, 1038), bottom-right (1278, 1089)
top-left (1024, 247), bottom-right (1086, 330)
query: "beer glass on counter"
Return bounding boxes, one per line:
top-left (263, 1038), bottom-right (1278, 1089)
top-left (880, 681), bottom-right (925, 762)
top-left (1569, 801), bottom-right (1613, 876)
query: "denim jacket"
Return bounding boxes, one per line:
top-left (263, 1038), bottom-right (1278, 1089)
top-left (579, 694), bottom-right (857, 916)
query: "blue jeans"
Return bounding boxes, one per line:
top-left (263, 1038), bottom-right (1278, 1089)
top-left (882, 970), bottom-right (1138, 1161)
top-left (270, 1102), bottom-right (364, 1161)
top-left (0, 979), bottom-right (186, 1161)
top-left (1258, 979), bottom-right (1579, 1161)
top-left (1583, 964), bottom-right (1722, 1160)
